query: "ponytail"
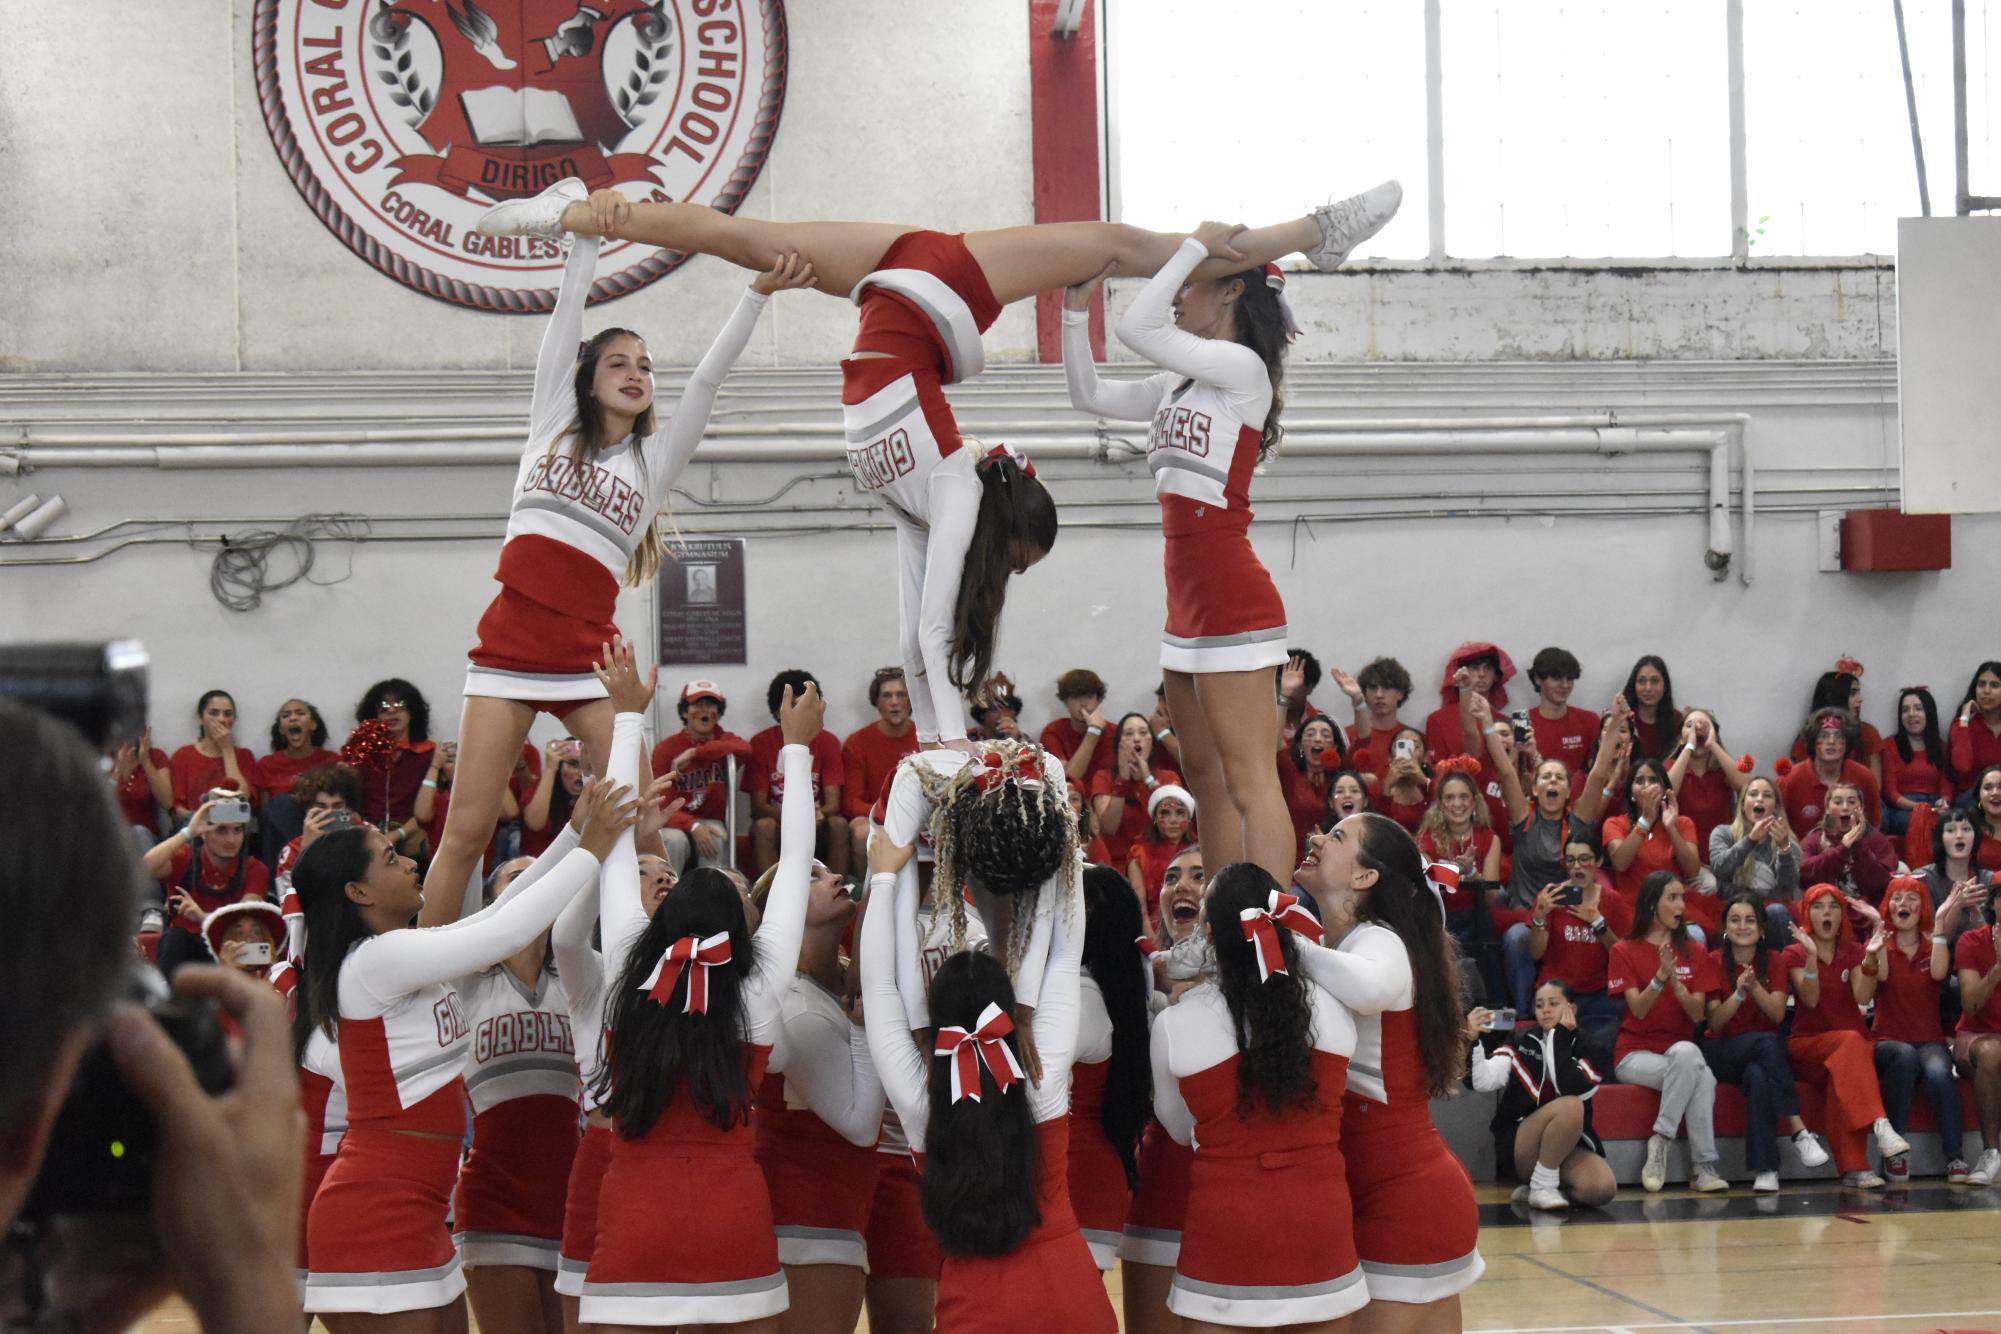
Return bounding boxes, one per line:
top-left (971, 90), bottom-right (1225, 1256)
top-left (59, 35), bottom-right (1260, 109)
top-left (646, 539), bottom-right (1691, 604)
top-left (1204, 864), bottom-right (1319, 1118)
top-left (947, 454), bottom-right (1057, 693)
top-left (1224, 267), bottom-right (1289, 460)
top-left (921, 951), bottom-right (1041, 1256)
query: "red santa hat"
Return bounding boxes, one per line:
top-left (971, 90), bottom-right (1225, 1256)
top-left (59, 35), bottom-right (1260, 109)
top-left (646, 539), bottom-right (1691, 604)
top-left (202, 899), bottom-right (286, 963)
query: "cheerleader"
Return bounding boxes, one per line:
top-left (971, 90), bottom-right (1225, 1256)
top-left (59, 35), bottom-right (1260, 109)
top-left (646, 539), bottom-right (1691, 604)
top-left (420, 213), bottom-right (815, 909)
top-left (1291, 815), bottom-right (1484, 1332)
top-left (752, 845), bottom-right (886, 1334)
top-left (1062, 229), bottom-right (1302, 886)
top-left (292, 777), bottom-right (634, 1330)
top-left (479, 179), bottom-right (1401, 747)
top-left (452, 854), bottom-right (585, 1334)
top-left (1070, 865), bottom-right (1154, 1272)
top-left (1151, 864), bottom-right (1366, 1329)
top-left (578, 672), bottom-right (824, 1329)
top-left (860, 815), bottom-right (1114, 1333)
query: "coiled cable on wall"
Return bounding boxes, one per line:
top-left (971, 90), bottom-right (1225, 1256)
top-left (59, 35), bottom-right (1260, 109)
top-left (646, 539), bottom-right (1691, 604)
top-left (208, 514), bottom-right (372, 611)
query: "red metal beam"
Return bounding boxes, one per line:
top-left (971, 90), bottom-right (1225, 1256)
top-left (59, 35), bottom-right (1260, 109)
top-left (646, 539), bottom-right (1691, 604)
top-left (1028, 0), bottom-right (1105, 361)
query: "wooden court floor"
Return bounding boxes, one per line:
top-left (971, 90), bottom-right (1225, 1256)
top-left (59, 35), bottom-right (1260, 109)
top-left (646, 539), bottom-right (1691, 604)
top-left (136, 1182), bottom-right (2001, 1333)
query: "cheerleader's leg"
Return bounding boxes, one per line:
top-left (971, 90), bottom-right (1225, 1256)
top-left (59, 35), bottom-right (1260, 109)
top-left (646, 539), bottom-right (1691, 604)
top-left (422, 695), bottom-right (535, 917)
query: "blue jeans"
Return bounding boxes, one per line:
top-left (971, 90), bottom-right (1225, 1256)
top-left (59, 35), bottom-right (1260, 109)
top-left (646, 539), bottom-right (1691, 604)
top-left (1703, 1030), bottom-right (1800, 1174)
top-left (1501, 922), bottom-right (1537, 1015)
top-left (1875, 1039), bottom-right (1964, 1159)
top-left (1573, 989), bottom-right (1624, 1072)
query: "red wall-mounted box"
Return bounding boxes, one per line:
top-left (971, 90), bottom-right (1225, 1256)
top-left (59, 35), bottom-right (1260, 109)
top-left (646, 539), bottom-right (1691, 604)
top-left (1841, 509), bottom-right (1952, 571)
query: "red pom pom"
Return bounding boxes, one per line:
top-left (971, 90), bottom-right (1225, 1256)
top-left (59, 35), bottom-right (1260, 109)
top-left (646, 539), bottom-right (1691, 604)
top-left (1773, 758), bottom-right (1794, 777)
top-left (1434, 754), bottom-right (1484, 782)
top-left (341, 719), bottom-right (399, 774)
top-left (1736, 754), bottom-right (1756, 774)
top-left (1835, 655), bottom-right (1865, 678)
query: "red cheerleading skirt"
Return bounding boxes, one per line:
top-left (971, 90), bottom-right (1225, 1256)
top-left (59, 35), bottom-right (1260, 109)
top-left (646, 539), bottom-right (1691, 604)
top-left (453, 1095), bottom-right (581, 1270)
top-left (466, 535), bottom-right (618, 711)
top-left (756, 1094), bottom-right (882, 1270)
top-left (1159, 500), bottom-right (1288, 674)
top-left (555, 1120), bottom-right (613, 1298)
top-left (851, 230), bottom-right (1003, 384)
top-left (303, 1128), bottom-right (465, 1315)
top-left (297, 1151), bottom-right (335, 1274)
top-left (1172, 1138), bottom-right (1364, 1324)
top-left (1118, 1119), bottom-right (1193, 1267)
top-left (1342, 1092), bottom-right (1485, 1304)
top-left (863, 1152), bottom-right (942, 1281)
top-left (1067, 1064), bottom-right (1133, 1271)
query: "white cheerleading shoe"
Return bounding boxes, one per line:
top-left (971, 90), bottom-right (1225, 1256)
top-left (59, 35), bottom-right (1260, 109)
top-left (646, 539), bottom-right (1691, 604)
top-left (1304, 180), bottom-right (1402, 270)
top-left (476, 177), bottom-right (587, 239)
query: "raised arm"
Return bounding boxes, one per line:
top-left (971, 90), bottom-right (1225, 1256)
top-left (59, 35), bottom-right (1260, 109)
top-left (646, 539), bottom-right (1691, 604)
top-left (1116, 235), bottom-right (1272, 399)
top-left (1293, 925), bottom-right (1412, 1017)
top-left (749, 736), bottom-right (819, 1002)
top-left (531, 236), bottom-right (601, 431)
top-left (780, 996), bottom-right (885, 1148)
top-left (913, 474), bottom-right (981, 745)
top-left (862, 867), bottom-right (929, 1144)
top-left (644, 284), bottom-right (771, 481)
top-left (598, 713), bottom-right (654, 973)
top-left (1062, 307), bottom-right (1170, 422)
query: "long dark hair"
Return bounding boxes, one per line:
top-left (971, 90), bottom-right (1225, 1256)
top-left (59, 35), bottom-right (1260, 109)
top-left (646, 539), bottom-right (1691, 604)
top-left (1809, 670), bottom-right (1859, 716)
top-left (291, 828), bottom-right (376, 1058)
top-left (1934, 806), bottom-right (1984, 874)
top-left (1112, 712), bottom-right (1169, 778)
top-left (268, 699), bottom-right (329, 752)
top-left (1316, 767), bottom-right (1375, 834)
top-left (1624, 757), bottom-right (1673, 817)
top-left (1289, 714), bottom-right (1347, 778)
top-left (1080, 865), bottom-right (1151, 1188)
top-left (1216, 266), bottom-right (1288, 459)
top-left (194, 689), bottom-right (235, 720)
top-left (1719, 892), bottom-right (1772, 976)
top-left (1348, 814), bottom-right (1466, 1098)
top-left (1205, 864), bottom-right (1319, 1117)
top-left (1619, 656), bottom-right (1681, 759)
top-left (1627, 870), bottom-right (1694, 954)
top-left (948, 455), bottom-right (1057, 693)
top-left (594, 869), bottom-right (754, 1137)
top-left (1894, 687), bottom-right (1944, 765)
top-left (354, 678), bottom-right (431, 743)
top-left (921, 950), bottom-right (1041, 1256)
top-left (1960, 661), bottom-right (2001, 722)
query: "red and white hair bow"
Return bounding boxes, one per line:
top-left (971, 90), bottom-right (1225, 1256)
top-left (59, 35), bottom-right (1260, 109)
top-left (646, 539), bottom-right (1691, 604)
top-left (1265, 889), bottom-right (1325, 945)
top-left (1239, 890), bottom-right (1314, 983)
top-left (1420, 858), bottom-right (1460, 922)
top-left (933, 1002), bottom-right (1024, 1103)
top-left (972, 748), bottom-right (1043, 794)
top-left (1263, 263), bottom-right (1303, 343)
top-left (982, 441), bottom-right (1038, 479)
top-left (640, 932), bottom-right (733, 1013)
top-left (1134, 934), bottom-right (1158, 957)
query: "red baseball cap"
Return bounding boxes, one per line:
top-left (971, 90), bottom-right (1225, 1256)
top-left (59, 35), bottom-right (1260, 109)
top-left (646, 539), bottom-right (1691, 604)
top-left (680, 680), bottom-right (726, 705)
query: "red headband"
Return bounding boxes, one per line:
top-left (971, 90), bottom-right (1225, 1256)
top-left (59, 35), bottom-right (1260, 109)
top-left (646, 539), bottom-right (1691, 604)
top-left (934, 1002), bottom-right (1024, 1103)
top-left (641, 932), bottom-right (734, 1013)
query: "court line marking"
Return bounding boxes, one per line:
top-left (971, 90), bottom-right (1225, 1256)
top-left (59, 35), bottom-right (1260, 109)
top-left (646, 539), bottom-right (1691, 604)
top-left (1469, 1308), bottom-right (2001, 1333)
top-left (1506, 1255), bottom-right (1713, 1334)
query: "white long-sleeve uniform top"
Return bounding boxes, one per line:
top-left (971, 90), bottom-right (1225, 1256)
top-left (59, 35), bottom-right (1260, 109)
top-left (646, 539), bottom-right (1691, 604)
top-left (1149, 980), bottom-right (1358, 1148)
top-left (876, 749), bottom-right (1063, 1029)
top-left (768, 975), bottom-right (885, 1147)
top-left (508, 236), bottom-right (768, 579)
top-left (862, 862), bottom-right (1086, 1151)
top-left (1062, 237), bottom-right (1272, 520)
top-left (1292, 923), bottom-right (1413, 1105)
top-left (458, 961), bottom-right (581, 1115)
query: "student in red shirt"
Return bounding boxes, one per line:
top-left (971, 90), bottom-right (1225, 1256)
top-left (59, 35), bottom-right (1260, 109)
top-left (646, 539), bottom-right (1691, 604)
top-left (110, 727), bottom-right (173, 843)
top-left (1278, 715), bottom-right (1345, 854)
top-left (1951, 885), bottom-right (2001, 1185)
top-left (253, 698), bottom-right (339, 863)
top-left (1607, 656), bottom-right (1684, 767)
top-left (1781, 709), bottom-right (1884, 830)
top-left (350, 677), bottom-right (440, 861)
top-left (1700, 894), bottom-right (1828, 1192)
top-left (520, 736), bottom-right (585, 858)
top-left (168, 690), bottom-right (258, 820)
top-left (140, 791), bottom-right (274, 977)
top-left (1787, 669), bottom-right (1884, 787)
top-left (1126, 784), bottom-right (1194, 930)
top-left (1605, 872), bottom-right (1726, 1191)
top-left (1374, 727), bottom-right (1432, 833)
top-left (969, 675), bottom-right (1025, 741)
top-left (1782, 883), bottom-right (1910, 1188)
top-left (1039, 667), bottom-right (1113, 786)
top-left (1665, 708), bottom-right (1749, 862)
top-left (276, 764), bottom-right (371, 963)
top-left (1949, 661), bottom-right (2001, 787)
top-left (1090, 713), bottom-right (1183, 866)
top-left (748, 668), bottom-right (847, 874)
top-left (1423, 642), bottom-right (1515, 771)
top-left (1881, 687), bottom-right (1956, 837)
top-left (651, 679), bottom-right (753, 873)
top-left (842, 666), bottom-right (919, 870)
top-left (1522, 835), bottom-right (1628, 1065)
top-left (1971, 765), bottom-right (2001, 876)
top-left (1342, 655), bottom-right (1416, 791)
top-left (1524, 646), bottom-right (1600, 789)
top-left (1799, 781), bottom-right (1897, 902)
top-left (1417, 761), bottom-right (1502, 1007)
top-left (1068, 783), bottom-right (1115, 867)
top-left (1602, 759), bottom-right (1708, 934)
top-left (1862, 876), bottom-right (1973, 1183)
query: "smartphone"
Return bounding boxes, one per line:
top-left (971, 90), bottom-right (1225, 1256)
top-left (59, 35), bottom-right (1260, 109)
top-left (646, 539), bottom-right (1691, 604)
top-left (323, 807), bottom-right (357, 830)
top-left (1392, 736), bottom-right (1418, 761)
top-left (555, 738), bottom-right (583, 761)
top-left (209, 796), bottom-right (251, 825)
top-left (1510, 710), bottom-right (1532, 745)
top-left (238, 941), bottom-right (272, 966)
top-left (1557, 884), bottom-right (1584, 907)
top-left (1481, 1007), bottom-right (1517, 1031)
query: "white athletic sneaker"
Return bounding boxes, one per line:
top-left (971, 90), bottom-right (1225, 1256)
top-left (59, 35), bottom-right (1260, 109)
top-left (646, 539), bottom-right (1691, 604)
top-left (1526, 1183), bottom-right (1569, 1211)
top-left (1641, 1134), bottom-right (1670, 1193)
top-left (1304, 180), bottom-right (1402, 271)
top-left (1842, 1168), bottom-right (1886, 1190)
top-left (1691, 1162), bottom-right (1729, 1192)
top-left (1967, 1149), bottom-right (2001, 1186)
top-left (475, 177), bottom-right (587, 239)
top-left (1871, 1118), bottom-right (1911, 1160)
top-left (1510, 1184), bottom-right (1530, 1204)
top-left (1791, 1128), bottom-right (1831, 1168)
top-left (1947, 1156), bottom-right (1971, 1184)
top-left (1751, 1170), bottom-right (1781, 1193)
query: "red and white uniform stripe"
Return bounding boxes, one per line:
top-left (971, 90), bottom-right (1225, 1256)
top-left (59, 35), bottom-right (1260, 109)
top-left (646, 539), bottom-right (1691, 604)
top-left (1067, 974), bottom-right (1131, 1270)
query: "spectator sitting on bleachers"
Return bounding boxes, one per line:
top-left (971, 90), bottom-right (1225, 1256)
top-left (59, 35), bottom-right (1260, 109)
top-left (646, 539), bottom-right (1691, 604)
top-left (1602, 758), bottom-right (1710, 937)
top-left (277, 763), bottom-right (369, 962)
top-left (1091, 712), bottom-right (1182, 867)
top-left (253, 698), bottom-right (338, 859)
top-left (1665, 709), bottom-right (1748, 862)
top-left (1781, 709), bottom-right (1884, 831)
top-left (1609, 656), bottom-right (1684, 767)
top-left (970, 674), bottom-right (1025, 741)
top-left (1789, 668), bottom-right (1884, 787)
top-left (1865, 876), bottom-right (1974, 1184)
top-left (1702, 893), bottom-right (1828, 1193)
top-left (1607, 871), bottom-right (1725, 1192)
top-left (1799, 781), bottom-right (1896, 903)
top-left (1882, 687), bottom-right (1955, 837)
top-left (1522, 836), bottom-right (1627, 1064)
top-left (1420, 760), bottom-right (1503, 1003)
top-left (1127, 784), bottom-right (1195, 930)
top-left (350, 677), bottom-right (439, 854)
top-left (169, 689), bottom-right (258, 820)
top-left (1040, 667), bottom-right (1113, 785)
top-left (203, 898), bottom-right (293, 1000)
top-left (1374, 729), bottom-right (1432, 833)
top-left (1970, 765), bottom-right (2001, 875)
top-left (1782, 883), bottom-right (1911, 1189)
top-left (1918, 808), bottom-right (1991, 943)
top-left (520, 736), bottom-right (584, 858)
top-left (842, 666), bottom-right (918, 872)
top-left (1343, 655), bottom-right (1416, 792)
top-left (1319, 769), bottom-right (1373, 832)
top-left (1467, 981), bottom-right (1617, 1212)
top-left (1425, 642), bottom-right (1516, 834)
top-left (747, 668), bottom-right (847, 875)
top-left (1709, 776), bottom-right (1801, 936)
top-left (1525, 647), bottom-right (1600, 789)
top-left (1950, 879), bottom-right (2001, 1185)
top-left (1278, 715), bottom-right (1344, 854)
top-left (651, 679), bottom-right (751, 872)
top-left (110, 726), bottom-right (172, 848)
top-left (142, 790), bottom-right (274, 976)
top-left (1949, 661), bottom-right (2001, 787)
top-left (1275, 649), bottom-right (1324, 747)
top-left (1069, 783), bottom-right (1114, 867)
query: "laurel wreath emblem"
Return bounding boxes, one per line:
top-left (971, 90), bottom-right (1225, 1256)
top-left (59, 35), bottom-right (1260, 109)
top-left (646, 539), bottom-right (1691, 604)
top-left (368, 4), bottom-right (434, 125)
top-left (618, 5), bottom-right (676, 121)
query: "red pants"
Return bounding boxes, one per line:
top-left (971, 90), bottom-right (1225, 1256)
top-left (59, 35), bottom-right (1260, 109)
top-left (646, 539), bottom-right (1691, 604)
top-left (1788, 1031), bottom-right (1887, 1172)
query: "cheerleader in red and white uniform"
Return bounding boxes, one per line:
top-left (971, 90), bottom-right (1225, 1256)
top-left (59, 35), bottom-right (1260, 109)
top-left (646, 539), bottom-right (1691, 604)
top-left (419, 219), bottom-right (814, 911)
top-left (478, 179), bottom-right (1399, 747)
top-left (1292, 814), bottom-right (1485, 1332)
top-left (861, 807), bottom-right (1114, 1333)
top-left (290, 777), bottom-right (633, 1330)
top-left (1070, 865), bottom-right (1155, 1272)
top-left (578, 672), bottom-right (823, 1330)
top-left (451, 852), bottom-right (586, 1334)
top-left (1063, 227), bottom-right (1311, 888)
top-left (1152, 865), bottom-right (1366, 1329)
top-left (753, 854), bottom-right (885, 1334)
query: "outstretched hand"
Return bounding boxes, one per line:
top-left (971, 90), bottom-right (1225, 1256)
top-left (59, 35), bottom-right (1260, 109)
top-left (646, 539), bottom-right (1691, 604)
top-left (1065, 260), bottom-right (1116, 311)
top-left (753, 251), bottom-right (817, 295)
top-left (594, 636), bottom-right (658, 715)
top-left (778, 682), bottom-right (826, 747)
top-left (1190, 220), bottom-right (1247, 262)
top-left (588, 189), bottom-right (631, 239)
